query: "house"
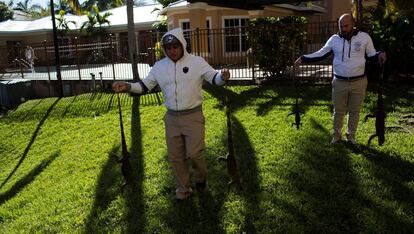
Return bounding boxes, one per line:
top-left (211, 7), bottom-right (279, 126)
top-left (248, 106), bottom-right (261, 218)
top-left (0, 3), bottom-right (163, 68)
top-left (156, 0), bottom-right (350, 65)
top-left (0, 1), bottom-right (359, 76)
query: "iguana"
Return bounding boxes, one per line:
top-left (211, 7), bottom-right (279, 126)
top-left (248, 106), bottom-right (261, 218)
top-left (218, 95), bottom-right (242, 192)
top-left (364, 63), bottom-right (386, 146)
top-left (115, 93), bottom-right (133, 192)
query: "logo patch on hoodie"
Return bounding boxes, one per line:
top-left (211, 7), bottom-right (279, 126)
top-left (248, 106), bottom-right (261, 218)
top-left (353, 41), bottom-right (362, 52)
top-left (166, 35), bottom-right (174, 43)
top-left (183, 67), bottom-right (189, 73)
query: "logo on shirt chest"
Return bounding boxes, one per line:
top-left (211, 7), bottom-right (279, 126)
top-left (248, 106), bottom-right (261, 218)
top-left (183, 67), bottom-right (189, 73)
top-left (353, 41), bottom-right (362, 52)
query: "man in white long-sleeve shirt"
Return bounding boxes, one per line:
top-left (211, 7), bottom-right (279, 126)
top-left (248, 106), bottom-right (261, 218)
top-left (294, 14), bottom-right (386, 144)
top-left (113, 28), bottom-right (230, 201)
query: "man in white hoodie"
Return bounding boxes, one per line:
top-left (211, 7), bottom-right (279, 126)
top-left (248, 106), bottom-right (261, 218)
top-left (113, 28), bottom-right (230, 201)
top-left (294, 14), bottom-right (386, 144)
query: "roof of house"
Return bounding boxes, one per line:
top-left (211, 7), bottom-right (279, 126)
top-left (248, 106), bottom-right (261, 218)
top-left (186, 0), bottom-right (321, 10)
top-left (0, 4), bottom-right (163, 35)
top-left (160, 0), bottom-right (325, 14)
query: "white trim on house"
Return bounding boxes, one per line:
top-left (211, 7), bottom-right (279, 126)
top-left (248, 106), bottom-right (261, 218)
top-left (221, 15), bottom-right (249, 57)
top-left (178, 18), bottom-right (190, 29)
top-left (206, 16), bottom-right (212, 57)
top-left (168, 20), bottom-right (174, 30)
top-left (274, 3), bottom-right (326, 13)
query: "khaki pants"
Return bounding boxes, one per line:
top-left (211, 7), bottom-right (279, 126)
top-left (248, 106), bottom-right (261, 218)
top-left (164, 109), bottom-right (207, 199)
top-left (332, 77), bottom-right (368, 139)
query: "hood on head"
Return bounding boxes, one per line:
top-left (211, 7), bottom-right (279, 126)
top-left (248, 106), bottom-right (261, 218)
top-left (160, 28), bottom-right (188, 60)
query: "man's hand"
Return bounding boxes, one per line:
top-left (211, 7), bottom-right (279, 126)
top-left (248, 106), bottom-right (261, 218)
top-left (379, 52), bottom-right (387, 64)
top-left (112, 81), bottom-right (130, 93)
top-left (294, 57), bottom-right (302, 67)
top-left (221, 69), bottom-right (230, 81)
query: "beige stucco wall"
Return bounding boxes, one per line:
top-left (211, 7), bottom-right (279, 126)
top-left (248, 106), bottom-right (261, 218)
top-left (167, 6), bottom-right (299, 30)
top-left (326, 0), bottom-right (353, 22)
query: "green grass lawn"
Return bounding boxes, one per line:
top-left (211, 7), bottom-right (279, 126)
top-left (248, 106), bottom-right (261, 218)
top-left (0, 84), bottom-right (413, 233)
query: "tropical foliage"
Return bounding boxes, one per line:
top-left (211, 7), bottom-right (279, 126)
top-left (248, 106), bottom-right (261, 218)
top-left (82, 0), bottom-right (124, 11)
top-left (80, 5), bottom-right (112, 37)
top-left (56, 10), bottom-right (77, 38)
top-left (52, 0), bottom-right (82, 15)
top-left (12, 0), bottom-right (44, 18)
top-left (0, 1), bottom-right (13, 21)
top-left (156, 0), bottom-right (176, 7)
top-left (248, 16), bottom-right (307, 79)
top-left (364, 0), bottom-right (414, 77)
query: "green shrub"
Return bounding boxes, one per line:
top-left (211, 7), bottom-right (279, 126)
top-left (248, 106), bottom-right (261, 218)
top-left (365, 3), bottom-right (414, 77)
top-left (248, 16), bottom-right (307, 79)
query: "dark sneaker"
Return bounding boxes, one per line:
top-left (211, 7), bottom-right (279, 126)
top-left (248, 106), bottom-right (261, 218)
top-left (196, 180), bottom-right (206, 192)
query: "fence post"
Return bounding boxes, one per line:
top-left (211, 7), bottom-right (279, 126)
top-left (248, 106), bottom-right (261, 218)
top-left (43, 40), bottom-right (51, 82)
top-left (43, 40), bottom-right (52, 97)
top-left (75, 37), bottom-right (81, 80)
top-left (18, 44), bottom-right (24, 79)
top-left (251, 48), bottom-right (255, 82)
top-left (109, 34), bottom-right (116, 81)
top-left (99, 71), bottom-right (103, 90)
top-left (90, 72), bottom-right (96, 92)
top-left (196, 27), bottom-right (200, 56)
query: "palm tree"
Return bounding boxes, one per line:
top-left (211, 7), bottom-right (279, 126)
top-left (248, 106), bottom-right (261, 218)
top-left (49, 0), bottom-right (81, 97)
top-left (80, 5), bottom-right (112, 37)
top-left (0, 1), bottom-right (14, 21)
top-left (82, 0), bottom-right (124, 11)
top-left (56, 10), bottom-right (77, 38)
top-left (53, 0), bottom-right (83, 15)
top-left (13, 0), bottom-right (43, 18)
top-left (156, 0), bottom-right (175, 7)
top-left (126, 0), bottom-right (139, 81)
top-left (68, 0), bottom-right (140, 81)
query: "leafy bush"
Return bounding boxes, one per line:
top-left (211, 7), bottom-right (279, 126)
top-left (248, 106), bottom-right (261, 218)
top-left (154, 41), bottom-right (165, 61)
top-left (365, 2), bottom-right (414, 77)
top-left (151, 19), bottom-right (167, 32)
top-left (248, 16), bottom-right (307, 79)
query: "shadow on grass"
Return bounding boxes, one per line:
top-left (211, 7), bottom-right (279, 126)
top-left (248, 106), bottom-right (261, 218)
top-left (203, 83), bottom-right (332, 118)
top-left (285, 118), bottom-right (367, 233)
top-left (232, 116), bottom-right (263, 232)
top-left (158, 140), bottom-right (229, 233)
top-left (364, 83), bottom-right (414, 116)
top-left (283, 118), bottom-right (413, 232)
top-left (0, 151), bottom-right (60, 205)
top-left (158, 128), bottom-right (231, 233)
top-left (18, 99), bottom-right (43, 122)
top-left (60, 95), bottom-right (78, 118)
top-left (124, 96), bottom-right (146, 232)
top-left (84, 145), bottom-right (123, 233)
top-left (4, 91), bottom-right (163, 122)
top-left (84, 96), bottom-right (146, 233)
top-left (346, 144), bottom-right (414, 231)
top-left (203, 84), bottom-right (264, 232)
top-left (0, 98), bottom-right (60, 190)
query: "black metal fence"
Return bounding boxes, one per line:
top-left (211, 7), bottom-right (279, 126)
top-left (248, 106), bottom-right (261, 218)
top-left (2, 20), bottom-right (411, 85)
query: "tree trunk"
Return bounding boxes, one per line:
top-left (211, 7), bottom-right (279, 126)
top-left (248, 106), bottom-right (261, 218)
top-left (127, 0), bottom-right (140, 81)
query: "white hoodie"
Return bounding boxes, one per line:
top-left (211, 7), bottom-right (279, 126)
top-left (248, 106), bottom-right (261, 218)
top-left (130, 28), bottom-right (225, 111)
top-left (301, 30), bottom-right (379, 78)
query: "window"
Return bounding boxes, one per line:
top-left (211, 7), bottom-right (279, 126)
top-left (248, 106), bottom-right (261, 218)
top-left (206, 18), bottom-right (212, 54)
top-left (180, 20), bottom-right (192, 53)
top-left (224, 18), bottom-right (249, 53)
top-left (58, 37), bottom-right (71, 57)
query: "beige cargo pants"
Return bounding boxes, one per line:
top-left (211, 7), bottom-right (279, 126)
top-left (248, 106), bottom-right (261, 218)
top-left (164, 108), bottom-right (207, 199)
top-left (332, 77), bottom-right (368, 140)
